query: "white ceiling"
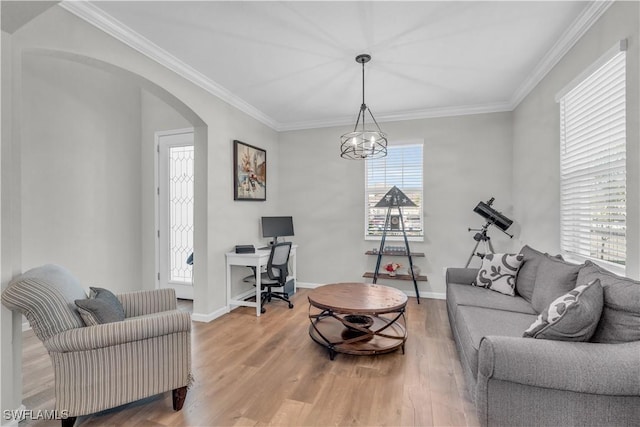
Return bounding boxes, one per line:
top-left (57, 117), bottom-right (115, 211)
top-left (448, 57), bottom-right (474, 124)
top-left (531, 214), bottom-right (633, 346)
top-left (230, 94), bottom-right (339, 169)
top-left (64, 1), bottom-right (599, 130)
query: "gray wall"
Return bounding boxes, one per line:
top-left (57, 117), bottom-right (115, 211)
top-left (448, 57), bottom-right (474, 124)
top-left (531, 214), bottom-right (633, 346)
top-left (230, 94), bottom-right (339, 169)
top-left (21, 53), bottom-right (143, 292)
top-left (279, 112), bottom-right (515, 296)
top-left (20, 56), bottom-right (196, 294)
top-left (512, 0), bottom-right (640, 279)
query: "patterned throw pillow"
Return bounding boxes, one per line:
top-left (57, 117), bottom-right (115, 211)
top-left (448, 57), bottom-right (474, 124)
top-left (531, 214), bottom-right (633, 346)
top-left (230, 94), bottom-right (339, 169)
top-left (523, 279), bottom-right (603, 341)
top-left (473, 253), bottom-right (524, 296)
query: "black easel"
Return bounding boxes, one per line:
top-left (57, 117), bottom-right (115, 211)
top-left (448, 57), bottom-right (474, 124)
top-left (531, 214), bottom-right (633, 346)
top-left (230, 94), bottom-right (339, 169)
top-left (372, 186), bottom-right (421, 303)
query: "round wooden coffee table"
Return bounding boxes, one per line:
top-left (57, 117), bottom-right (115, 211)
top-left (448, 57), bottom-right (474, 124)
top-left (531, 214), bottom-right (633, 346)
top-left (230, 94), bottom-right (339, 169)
top-left (307, 282), bottom-right (408, 360)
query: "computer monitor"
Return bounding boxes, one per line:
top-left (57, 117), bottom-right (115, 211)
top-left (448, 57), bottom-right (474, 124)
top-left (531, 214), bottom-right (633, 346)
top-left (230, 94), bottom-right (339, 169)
top-left (261, 216), bottom-right (294, 244)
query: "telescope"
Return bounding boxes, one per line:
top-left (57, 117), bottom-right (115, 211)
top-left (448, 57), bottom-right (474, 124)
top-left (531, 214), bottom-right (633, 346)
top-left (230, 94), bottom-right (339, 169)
top-left (472, 197), bottom-right (513, 235)
top-left (465, 197), bottom-right (513, 267)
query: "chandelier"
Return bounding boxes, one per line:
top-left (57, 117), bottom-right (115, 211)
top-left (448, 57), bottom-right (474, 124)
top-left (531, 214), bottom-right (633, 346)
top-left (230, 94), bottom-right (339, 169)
top-left (340, 54), bottom-right (388, 160)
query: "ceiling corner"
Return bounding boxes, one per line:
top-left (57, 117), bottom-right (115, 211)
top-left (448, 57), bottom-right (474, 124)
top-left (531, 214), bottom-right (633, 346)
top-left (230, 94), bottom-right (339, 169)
top-left (509, 0), bottom-right (615, 109)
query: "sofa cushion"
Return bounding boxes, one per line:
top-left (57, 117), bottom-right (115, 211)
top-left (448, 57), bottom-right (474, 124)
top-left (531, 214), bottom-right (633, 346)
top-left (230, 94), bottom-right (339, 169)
top-left (524, 279), bottom-right (603, 341)
top-left (473, 253), bottom-right (524, 296)
top-left (75, 287), bottom-right (125, 326)
top-left (531, 257), bottom-right (582, 313)
top-left (454, 305), bottom-right (537, 379)
top-left (447, 283), bottom-right (537, 315)
top-left (515, 245), bottom-right (562, 303)
top-left (577, 261), bottom-right (640, 343)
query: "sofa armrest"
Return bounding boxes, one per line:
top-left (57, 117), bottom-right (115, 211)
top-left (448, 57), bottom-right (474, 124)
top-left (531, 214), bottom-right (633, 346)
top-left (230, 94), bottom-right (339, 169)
top-left (446, 268), bottom-right (479, 286)
top-left (43, 310), bottom-right (191, 353)
top-left (117, 288), bottom-right (177, 317)
top-left (478, 336), bottom-right (640, 395)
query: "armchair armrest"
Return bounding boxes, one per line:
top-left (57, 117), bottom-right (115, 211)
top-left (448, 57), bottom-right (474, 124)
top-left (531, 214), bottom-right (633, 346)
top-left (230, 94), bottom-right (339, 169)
top-left (44, 310), bottom-right (191, 353)
top-left (478, 336), bottom-right (640, 395)
top-left (446, 268), bottom-right (479, 286)
top-left (117, 288), bottom-right (177, 317)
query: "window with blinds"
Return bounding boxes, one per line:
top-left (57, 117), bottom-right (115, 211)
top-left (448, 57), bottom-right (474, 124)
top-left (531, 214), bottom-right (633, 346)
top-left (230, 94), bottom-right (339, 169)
top-left (558, 43), bottom-right (626, 268)
top-left (365, 141), bottom-right (423, 239)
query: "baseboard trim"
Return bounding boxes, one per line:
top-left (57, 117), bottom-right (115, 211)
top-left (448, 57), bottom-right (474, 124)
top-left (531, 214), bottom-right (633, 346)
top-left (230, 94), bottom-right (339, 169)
top-left (295, 282), bottom-right (322, 289)
top-left (409, 291), bottom-right (446, 300)
top-left (191, 306), bottom-right (228, 323)
top-left (296, 282), bottom-right (445, 300)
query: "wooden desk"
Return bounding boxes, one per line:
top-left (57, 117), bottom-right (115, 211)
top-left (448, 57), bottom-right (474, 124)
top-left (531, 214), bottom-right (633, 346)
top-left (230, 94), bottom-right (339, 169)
top-left (225, 245), bottom-right (297, 317)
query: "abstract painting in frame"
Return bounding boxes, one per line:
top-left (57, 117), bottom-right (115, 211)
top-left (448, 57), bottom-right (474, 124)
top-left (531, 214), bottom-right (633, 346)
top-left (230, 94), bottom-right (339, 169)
top-left (233, 140), bottom-right (266, 201)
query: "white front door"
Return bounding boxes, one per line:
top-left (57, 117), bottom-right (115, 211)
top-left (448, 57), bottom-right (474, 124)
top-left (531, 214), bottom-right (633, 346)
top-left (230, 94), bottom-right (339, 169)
top-left (157, 129), bottom-right (194, 299)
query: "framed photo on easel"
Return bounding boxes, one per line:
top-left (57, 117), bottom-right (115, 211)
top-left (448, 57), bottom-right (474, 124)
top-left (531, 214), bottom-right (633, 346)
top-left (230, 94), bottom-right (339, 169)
top-left (233, 140), bottom-right (266, 201)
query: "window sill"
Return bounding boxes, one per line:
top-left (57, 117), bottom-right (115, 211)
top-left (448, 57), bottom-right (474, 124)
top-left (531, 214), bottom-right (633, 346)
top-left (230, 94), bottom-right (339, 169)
top-left (365, 236), bottom-right (424, 242)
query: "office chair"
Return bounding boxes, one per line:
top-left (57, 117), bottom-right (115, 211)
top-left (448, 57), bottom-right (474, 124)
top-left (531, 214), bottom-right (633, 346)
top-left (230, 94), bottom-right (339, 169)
top-left (245, 242), bottom-right (294, 313)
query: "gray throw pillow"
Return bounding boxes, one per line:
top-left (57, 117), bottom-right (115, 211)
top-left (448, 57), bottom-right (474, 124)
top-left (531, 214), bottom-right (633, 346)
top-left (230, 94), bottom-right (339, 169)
top-left (577, 261), bottom-right (640, 343)
top-left (515, 246), bottom-right (544, 303)
top-left (75, 287), bottom-right (125, 326)
top-left (524, 279), bottom-right (603, 341)
top-left (472, 253), bottom-right (524, 296)
top-left (515, 245), bottom-right (563, 303)
top-left (531, 257), bottom-right (583, 313)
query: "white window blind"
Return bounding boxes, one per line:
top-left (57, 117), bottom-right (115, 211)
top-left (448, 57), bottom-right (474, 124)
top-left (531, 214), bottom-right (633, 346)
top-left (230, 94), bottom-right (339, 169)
top-left (559, 45), bottom-right (626, 268)
top-left (365, 141), bottom-right (423, 239)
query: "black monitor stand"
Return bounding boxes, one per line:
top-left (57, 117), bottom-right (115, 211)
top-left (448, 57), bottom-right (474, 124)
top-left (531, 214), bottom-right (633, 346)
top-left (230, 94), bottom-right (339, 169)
top-left (259, 237), bottom-right (280, 250)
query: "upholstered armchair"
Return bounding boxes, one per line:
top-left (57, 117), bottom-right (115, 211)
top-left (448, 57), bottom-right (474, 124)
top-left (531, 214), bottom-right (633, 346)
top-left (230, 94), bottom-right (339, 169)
top-left (1, 264), bottom-right (192, 427)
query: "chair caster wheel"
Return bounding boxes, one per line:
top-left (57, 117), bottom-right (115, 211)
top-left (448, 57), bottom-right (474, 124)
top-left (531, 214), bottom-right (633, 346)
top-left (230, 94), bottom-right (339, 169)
top-left (288, 303), bottom-right (294, 309)
top-left (261, 307), bottom-right (266, 314)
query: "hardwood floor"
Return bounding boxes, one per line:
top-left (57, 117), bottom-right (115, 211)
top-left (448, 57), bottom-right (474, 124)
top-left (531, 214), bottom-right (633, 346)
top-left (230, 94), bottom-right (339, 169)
top-left (21, 289), bottom-right (478, 426)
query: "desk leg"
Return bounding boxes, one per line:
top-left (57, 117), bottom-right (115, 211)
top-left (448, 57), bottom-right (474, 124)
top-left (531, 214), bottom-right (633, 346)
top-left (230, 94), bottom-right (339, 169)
top-left (292, 250), bottom-right (297, 294)
top-left (256, 262), bottom-right (262, 317)
top-left (226, 260), bottom-right (232, 311)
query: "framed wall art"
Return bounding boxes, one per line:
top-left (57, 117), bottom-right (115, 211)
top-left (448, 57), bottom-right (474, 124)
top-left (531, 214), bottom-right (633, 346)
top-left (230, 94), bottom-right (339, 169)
top-left (233, 140), bottom-right (266, 201)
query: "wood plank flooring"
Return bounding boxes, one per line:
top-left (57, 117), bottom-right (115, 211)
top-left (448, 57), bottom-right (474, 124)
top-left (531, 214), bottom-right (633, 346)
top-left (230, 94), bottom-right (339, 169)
top-left (20, 289), bottom-right (478, 426)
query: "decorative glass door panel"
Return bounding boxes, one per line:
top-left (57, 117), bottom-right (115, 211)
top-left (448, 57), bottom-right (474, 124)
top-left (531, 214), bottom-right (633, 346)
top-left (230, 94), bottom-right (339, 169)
top-left (158, 130), bottom-right (194, 299)
top-left (169, 145), bottom-right (194, 283)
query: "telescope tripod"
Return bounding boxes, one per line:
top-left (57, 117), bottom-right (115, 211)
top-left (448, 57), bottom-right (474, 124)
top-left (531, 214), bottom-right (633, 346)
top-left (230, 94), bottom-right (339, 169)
top-left (465, 222), bottom-right (495, 268)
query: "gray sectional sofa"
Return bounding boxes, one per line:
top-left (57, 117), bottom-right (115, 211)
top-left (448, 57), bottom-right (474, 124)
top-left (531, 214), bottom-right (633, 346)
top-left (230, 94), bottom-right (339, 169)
top-left (446, 246), bottom-right (640, 427)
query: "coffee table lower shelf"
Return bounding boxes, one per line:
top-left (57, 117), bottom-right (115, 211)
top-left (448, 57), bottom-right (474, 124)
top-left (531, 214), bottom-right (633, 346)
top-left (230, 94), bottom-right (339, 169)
top-left (308, 313), bottom-right (407, 360)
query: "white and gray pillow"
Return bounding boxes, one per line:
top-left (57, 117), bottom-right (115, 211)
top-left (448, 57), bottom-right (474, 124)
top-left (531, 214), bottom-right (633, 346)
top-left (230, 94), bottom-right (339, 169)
top-left (524, 279), bottom-right (603, 341)
top-left (473, 253), bottom-right (524, 296)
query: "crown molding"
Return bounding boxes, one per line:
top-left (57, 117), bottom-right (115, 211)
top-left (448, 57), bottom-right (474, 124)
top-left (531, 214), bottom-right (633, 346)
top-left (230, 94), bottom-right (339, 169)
top-left (277, 102), bottom-right (514, 132)
top-left (509, 0), bottom-right (614, 109)
top-left (60, 0), bottom-right (612, 132)
top-left (59, 0), bottom-right (280, 131)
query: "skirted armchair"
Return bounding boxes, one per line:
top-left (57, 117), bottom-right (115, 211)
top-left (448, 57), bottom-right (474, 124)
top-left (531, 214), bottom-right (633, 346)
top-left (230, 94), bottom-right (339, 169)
top-left (1, 264), bottom-right (192, 427)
